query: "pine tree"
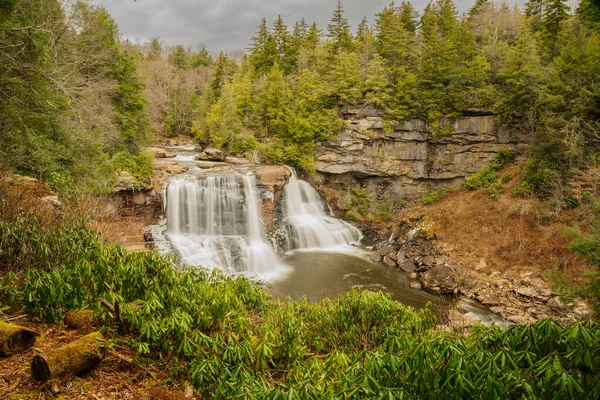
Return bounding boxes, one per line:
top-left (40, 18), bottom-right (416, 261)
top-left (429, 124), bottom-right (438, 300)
top-left (399, 1), bottom-right (419, 32)
top-left (169, 45), bottom-right (189, 69)
top-left (211, 52), bottom-right (229, 97)
top-left (305, 22), bottom-right (322, 51)
top-left (250, 18), bottom-right (278, 76)
top-left (273, 15), bottom-right (297, 74)
top-left (541, 0), bottom-right (570, 58)
top-left (376, 2), bottom-right (414, 70)
top-left (496, 24), bottom-right (545, 124)
top-left (327, 0), bottom-right (353, 54)
top-left (190, 46), bottom-right (212, 67)
top-left (147, 37), bottom-right (162, 61)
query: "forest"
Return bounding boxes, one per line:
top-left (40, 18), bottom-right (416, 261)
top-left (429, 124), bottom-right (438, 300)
top-left (1, 0), bottom-right (600, 398)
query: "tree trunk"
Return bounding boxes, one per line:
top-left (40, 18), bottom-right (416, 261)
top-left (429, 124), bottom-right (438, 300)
top-left (0, 321), bottom-right (39, 356)
top-left (31, 332), bottom-right (106, 382)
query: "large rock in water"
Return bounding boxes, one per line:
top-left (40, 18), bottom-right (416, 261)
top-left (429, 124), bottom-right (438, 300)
top-left (196, 147), bottom-right (225, 162)
top-left (254, 166), bottom-right (292, 232)
top-left (421, 264), bottom-right (460, 295)
top-left (147, 147), bottom-right (175, 159)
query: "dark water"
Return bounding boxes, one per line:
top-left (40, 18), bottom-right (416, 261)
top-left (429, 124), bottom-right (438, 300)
top-left (271, 248), bottom-right (503, 324)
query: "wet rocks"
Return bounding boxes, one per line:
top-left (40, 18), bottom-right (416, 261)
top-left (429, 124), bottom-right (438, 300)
top-left (369, 246), bottom-right (394, 261)
top-left (147, 147), bottom-right (175, 159)
top-left (196, 147), bottom-right (225, 162)
top-left (254, 166), bottom-right (292, 233)
top-left (225, 156), bottom-right (251, 165)
top-left (399, 259), bottom-right (416, 273)
top-left (421, 264), bottom-right (460, 295)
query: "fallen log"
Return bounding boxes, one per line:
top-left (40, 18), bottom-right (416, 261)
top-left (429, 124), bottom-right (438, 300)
top-left (0, 321), bottom-right (39, 356)
top-left (31, 332), bottom-right (106, 382)
top-left (64, 309), bottom-right (94, 331)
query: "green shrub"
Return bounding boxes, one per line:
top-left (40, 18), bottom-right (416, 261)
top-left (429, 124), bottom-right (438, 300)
top-left (377, 203), bottom-right (395, 222)
top-left (422, 191), bottom-right (440, 205)
top-left (2, 216), bottom-right (600, 398)
top-left (464, 149), bottom-right (517, 191)
top-left (486, 181), bottom-right (504, 199)
top-left (111, 151), bottom-right (154, 188)
top-left (346, 209), bottom-right (363, 221)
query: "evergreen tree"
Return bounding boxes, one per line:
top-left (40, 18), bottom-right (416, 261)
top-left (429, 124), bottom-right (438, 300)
top-left (541, 0), bottom-right (570, 58)
top-left (273, 15), bottom-right (297, 74)
top-left (250, 18), bottom-right (278, 76)
top-left (147, 37), bottom-right (162, 61)
top-left (376, 2), bottom-right (414, 71)
top-left (496, 24), bottom-right (545, 124)
top-left (190, 46), bottom-right (212, 67)
top-left (305, 22), bottom-right (322, 51)
top-left (577, 0), bottom-right (600, 31)
top-left (399, 1), bottom-right (419, 32)
top-left (255, 63), bottom-right (288, 137)
top-left (211, 52), bottom-right (229, 97)
top-left (327, 0), bottom-right (353, 54)
top-left (169, 45), bottom-right (189, 69)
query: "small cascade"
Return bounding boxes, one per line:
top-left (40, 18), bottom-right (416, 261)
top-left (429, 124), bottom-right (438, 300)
top-left (284, 172), bottom-right (362, 250)
top-left (165, 172), bottom-right (283, 279)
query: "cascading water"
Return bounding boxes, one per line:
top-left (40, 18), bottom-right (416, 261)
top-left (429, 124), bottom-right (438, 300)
top-left (283, 172), bottom-right (362, 250)
top-left (165, 171), bottom-right (284, 280)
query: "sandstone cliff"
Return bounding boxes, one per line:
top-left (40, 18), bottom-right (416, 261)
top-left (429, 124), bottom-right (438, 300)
top-left (316, 107), bottom-right (527, 203)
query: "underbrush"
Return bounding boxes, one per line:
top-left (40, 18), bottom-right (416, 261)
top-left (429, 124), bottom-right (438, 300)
top-left (464, 149), bottom-right (517, 197)
top-left (1, 215), bottom-right (600, 398)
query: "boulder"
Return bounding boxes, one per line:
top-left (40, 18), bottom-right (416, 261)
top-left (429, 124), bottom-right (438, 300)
top-left (421, 264), bottom-right (460, 295)
top-left (153, 160), bottom-right (188, 187)
top-left (369, 246), bottom-right (394, 261)
top-left (147, 147), bottom-right (175, 159)
top-left (225, 156), bottom-right (251, 165)
top-left (409, 282), bottom-right (422, 290)
top-left (196, 147), bottom-right (225, 162)
top-left (115, 172), bottom-right (134, 192)
top-left (254, 166), bottom-right (292, 190)
top-left (399, 259), bottom-right (416, 273)
top-left (383, 255), bottom-right (397, 267)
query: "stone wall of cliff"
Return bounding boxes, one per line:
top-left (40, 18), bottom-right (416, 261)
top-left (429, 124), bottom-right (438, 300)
top-left (315, 106), bottom-right (528, 205)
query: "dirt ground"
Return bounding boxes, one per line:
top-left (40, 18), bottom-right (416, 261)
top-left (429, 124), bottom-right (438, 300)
top-left (401, 166), bottom-right (594, 287)
top-left (0, 315), bottom-right (192, 400)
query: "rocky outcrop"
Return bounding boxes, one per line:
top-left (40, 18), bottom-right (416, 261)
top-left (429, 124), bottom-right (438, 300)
top-left (147, 147), bottom-right (175, 159)
top-left (370, 216), bottom-right (592, 325)
top-left (196, 147), bottom-right (226, 162)
top-left (254, 166), bottom-right (292, 232)
top-left (316, 108), bottom-right (527, 202)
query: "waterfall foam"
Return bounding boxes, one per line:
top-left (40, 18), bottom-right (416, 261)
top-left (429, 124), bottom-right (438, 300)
top-left (283, 172), bottom-right (362, 251)
top-left (165, 171), bottom-right (286, 281)
top-left (164, 166), bottom-right (363, 282)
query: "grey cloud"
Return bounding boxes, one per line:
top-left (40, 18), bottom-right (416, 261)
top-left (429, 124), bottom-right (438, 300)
top-left (89, 0), bottom-right (517, 53)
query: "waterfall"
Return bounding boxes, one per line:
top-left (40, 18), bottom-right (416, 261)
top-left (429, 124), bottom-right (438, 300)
top-left (284, 172), bottom-right (363, 250)
top-left (165, 172), bottom-right (283, 280)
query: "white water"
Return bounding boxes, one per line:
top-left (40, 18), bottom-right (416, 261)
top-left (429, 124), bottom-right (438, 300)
top-left (165, 172), bottom-right (286, 281)
top-left (284, 172), bottom-right (363, 251)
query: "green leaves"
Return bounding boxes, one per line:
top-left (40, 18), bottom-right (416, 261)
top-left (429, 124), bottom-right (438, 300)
top-left (3, 183), bottom-right (600, 399)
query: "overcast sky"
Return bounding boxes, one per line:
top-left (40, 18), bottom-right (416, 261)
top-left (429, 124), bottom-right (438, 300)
top-left (88, 0), bottom-right (519, 53)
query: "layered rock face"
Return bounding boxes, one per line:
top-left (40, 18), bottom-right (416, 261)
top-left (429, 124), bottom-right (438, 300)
top-left (316, 107), bottom-right (527, 202)
top-left (254, 166), bottom-right (292, 233)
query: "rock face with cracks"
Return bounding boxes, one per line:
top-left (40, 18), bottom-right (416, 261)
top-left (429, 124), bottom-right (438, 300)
top-left (316, 107), bottom-right (527, 202)
top-left (254, 166), bottom-right (292, 232)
